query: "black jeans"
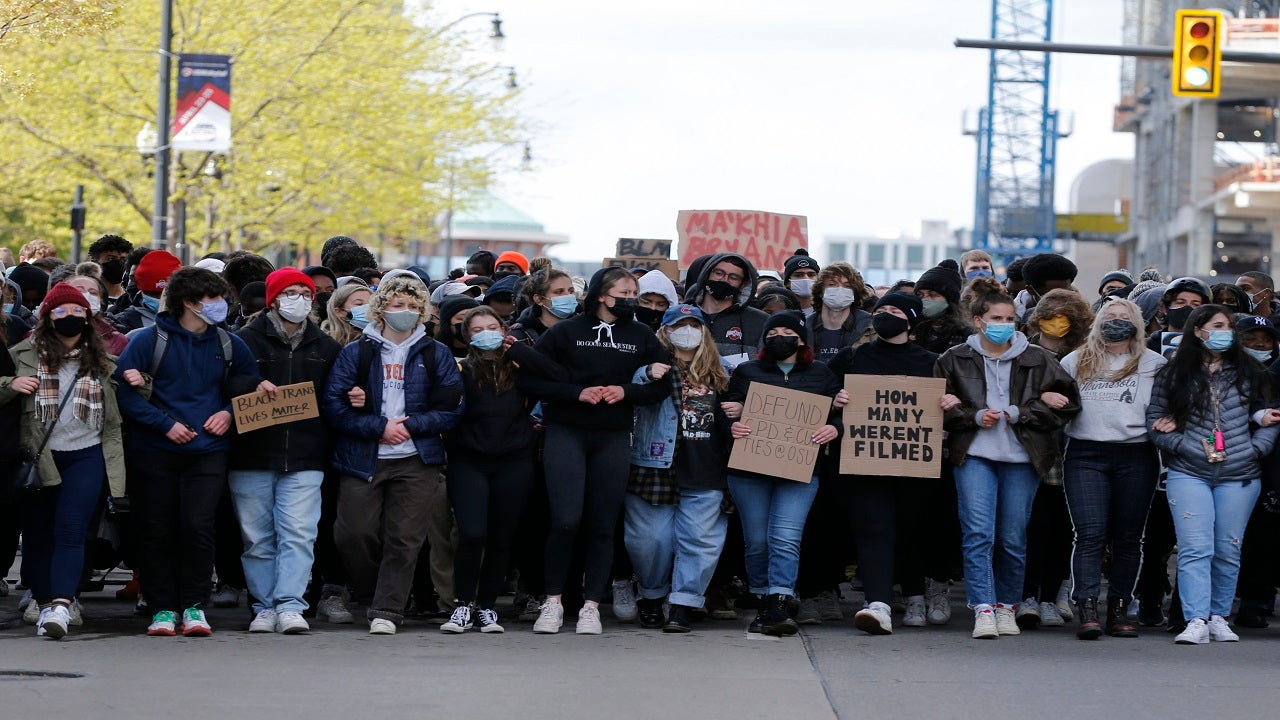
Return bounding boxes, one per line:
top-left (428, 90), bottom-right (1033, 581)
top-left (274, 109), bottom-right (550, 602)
top-left (833, 475), bottom-right (926, 604)
top-left (1063, 439), bottom-right (1159, 602)
top-left (1021, 483), bottom-right (1074, 601)
top-left (214, 485), bottom-right (245, 589)
top-left (447, 449), bottom-right (535, 609)
top-left (136, 451), bottom-right (228, 612)
top-left (797, 470), bottom-right (851, 598)
top-left (1236, 496), bottom-right (1280, 607)
top-left (542, 425), bottom-right (630, 603)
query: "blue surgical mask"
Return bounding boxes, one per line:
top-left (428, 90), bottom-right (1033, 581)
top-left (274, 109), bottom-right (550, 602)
top-left (141, 295), bottom-right (160, 313)
top-left (966, 268), bottom-right (994, 281)
top-left (1204, 330), bottom-right (1234, 352)
top-left (347, 305), bottom-right (369, 329)
top-left (198, 298), bottom-right (228, 325)
top-left (982, 322), bottom-right (1016, 345)
top-left (3, 302), bottom-right (13, 315)
top-left (1244, 346), bottom-right (1274, 363)
top-left (546, 295), bottom-right (577, 319)
top-left (470, 330), bottom-right (505, 351)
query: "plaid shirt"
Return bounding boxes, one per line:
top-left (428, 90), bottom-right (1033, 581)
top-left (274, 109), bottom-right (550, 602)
top-left (628, 465), bottom-right (679, 506)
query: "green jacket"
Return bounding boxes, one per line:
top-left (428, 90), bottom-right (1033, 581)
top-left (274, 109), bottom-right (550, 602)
top-left (0, 340), bottom-right (128, 497)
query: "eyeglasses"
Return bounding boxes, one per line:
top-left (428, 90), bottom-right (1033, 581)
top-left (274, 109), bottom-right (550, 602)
top-left (709, 268), bottom-right (744, 284)
top-left (50, 307), bottom-right (87, 318)
top-left (280, 290), bottom-right (314, 301)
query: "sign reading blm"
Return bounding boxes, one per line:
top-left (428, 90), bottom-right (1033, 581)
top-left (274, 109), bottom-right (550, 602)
top-left (676, 210), bottom-right (807, 272)
top-left (728, 382), bottom-right (829, 483)
top-left (840, 375), bottom-right (945, 478)
top-left (233, 381), bottom-right (320, 434)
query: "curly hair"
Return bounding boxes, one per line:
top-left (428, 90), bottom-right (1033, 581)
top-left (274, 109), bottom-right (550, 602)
top-left (1027, 288), bottom-right (1094, 352)
top-left (966, 277), bottom-right (1016, 319)
top-left (811, 262), bottom-right (871, 313)
top-left (369, 275), bottom-right (431, 328)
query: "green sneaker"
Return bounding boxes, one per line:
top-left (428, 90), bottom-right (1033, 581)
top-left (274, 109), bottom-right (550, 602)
top-left (147, 610), bottom-right (178, 636)
top-left (181, 607), bottom-right (213, 636)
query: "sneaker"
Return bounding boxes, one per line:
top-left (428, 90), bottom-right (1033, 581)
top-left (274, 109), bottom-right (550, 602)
top-left (68, 598), bottom-right (83, 626)
top-left (520, 596), bottom-right (544, 622)
top-left (211, 583), bottom-right (240, 608)
top-left (1015, 599), bottom-right (1041, 629)
top-left (0, 578), bottom-right (8, 596)
top-left (611, 579), bottom-right (637, 622)
top-left (1039, 601), bottom-right (1065, 627)
top-left (704, 586), bottom-right (737, 620)
top-left (890, 585), bottom-right (906, 614)
top-left (902, 595), bottom-right (927, 627)
top-left (926, 579), bottom-right (951, 625)
top-left (181, 607), bottom-right (212, 636)
top-left (1235, 604), bottom-right (1270, 629)
top-left (17, 588), bottom-right (32, 610)
top-left (576, 603), bottom-right (603, 635)
top-left (40, 603), bottom-right (71, 639)
top-left (972, 607), bottom-right (998, 639)
top-left (1207, 614), bottom-right (1240, 642)
top-left (796, 597), bottom-right (823, 625)
top-left (276, 610), bottom-right (309, 634)
top-left (134, 596), bottom-right (149, 617)
top-left (441, 605), bottom-right (473, 633)
top-left (22, 595), bottom-right (40, 624)
top-left (369, 618), bottom-right (397, 635)
top-left (532, 598), bottom-right (564, 634)
top-left (116, 572), bottom-right (140, 601)
top-left (147, 610), bottom-right (178, 636)
top-left (249, 609), bottom-right (278, 633)
top-left (477, 607), bottom-right (504, 633)
top-left (853, 601), bottom-right (894, 635)
top-left (663, 604), bottom-right (693, 633)
top-left (817, 589), bottom-right (843, 621)
top-left (317, 593), bottom-right (354, 624)
top-left (1055, 581), bottom-right (1075, 622)
top-left (1175, 617), bottom-right (1209, 644)
top-left (35, 606), bottom-right (50, 637)
top-left (994, 605), bottom-right (1019, 635)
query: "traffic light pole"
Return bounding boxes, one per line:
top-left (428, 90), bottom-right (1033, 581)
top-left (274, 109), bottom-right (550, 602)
top-left (954, 38), bottom-right (1280, 64)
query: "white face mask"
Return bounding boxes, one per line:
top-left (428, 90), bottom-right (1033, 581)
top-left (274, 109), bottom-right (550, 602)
top-left (667, 325), bottom-right (703, 350)
top-left (823, 287), bottom-right (855, 310)
top-left (277, 294), bottom-right (312, 323)
top-left (789, 278), bottom-right (814, 298)
top-left (82, 293), bottom-right (101, 315)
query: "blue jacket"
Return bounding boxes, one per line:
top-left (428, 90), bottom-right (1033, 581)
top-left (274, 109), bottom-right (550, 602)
top-left (322, 333), bottom-right (464, 480)
top-left (113, 312), bottom-right (260, 455)
top-left (631, 366), bottom-right (679, 468)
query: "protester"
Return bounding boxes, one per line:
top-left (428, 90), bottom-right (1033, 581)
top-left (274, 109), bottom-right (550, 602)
top-left (685, 253), bottom-right (768, 369)
top-left (87, 234), bottom-right (133, 305)
top-left (635, 270), bottom-right (678, 332)
top-left (807, 262), bottom-right (874, 365)
top-left (63, 271), bottom-right (128, 355)
top-left (110, 250), bottom-right (181, 334)
top-left (321, 281), bottom-right (373, 346)
top-left (781, 249), bottom-right (820, 316)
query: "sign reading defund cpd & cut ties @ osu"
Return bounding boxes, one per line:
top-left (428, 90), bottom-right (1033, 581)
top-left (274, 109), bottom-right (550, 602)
top-left (728, 382), bottom-right (829, 483)
top-left (840, 375), bottom-right (945, 478)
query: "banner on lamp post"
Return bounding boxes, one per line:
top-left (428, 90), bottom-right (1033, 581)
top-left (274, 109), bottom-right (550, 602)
top-left (173, 54), bottom-right (232, 152)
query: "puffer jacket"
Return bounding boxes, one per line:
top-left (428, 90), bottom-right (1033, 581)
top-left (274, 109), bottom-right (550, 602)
top-left (934, 336), bottom-right (1081, 477)
top-left (1146, 362), bottom-right (1279, 482)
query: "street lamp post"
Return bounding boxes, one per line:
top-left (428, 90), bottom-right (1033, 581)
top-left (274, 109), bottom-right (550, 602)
top-left (151, 0), bottom-right (174, 250)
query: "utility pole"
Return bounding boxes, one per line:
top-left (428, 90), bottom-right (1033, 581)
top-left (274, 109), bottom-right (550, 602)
top-left (151, 0), bottom-right (173, 250)
top-left (70, 185), bottom-right (86, 264)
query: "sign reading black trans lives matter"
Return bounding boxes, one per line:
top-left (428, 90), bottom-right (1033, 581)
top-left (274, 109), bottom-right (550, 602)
top-left (840, 375), bottom-right (945, 478)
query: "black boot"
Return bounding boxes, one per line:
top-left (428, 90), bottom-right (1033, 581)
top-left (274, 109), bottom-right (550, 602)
top-left (1137, 594), bottom-right (1166, 627)
top-left (762, 594), bottom-right (798, 637)
top-left (1076, 598), bottom-right (1102, 640)
top-left (1106, 597), bottom-right (1138, 638)
top-left (637, 598), bottom-right (666, 629)
top-left (1236, 603), bottom-right (1270, 629)
top-left (748, 607), bottom-right (767, 633)
top-left (663, 604), bottom-right (693, 633)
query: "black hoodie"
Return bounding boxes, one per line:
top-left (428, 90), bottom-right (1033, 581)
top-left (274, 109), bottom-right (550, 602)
top-left (684, 252), bottom-right (769, 366)
top-left (519, 267), bottom-right (671, 432)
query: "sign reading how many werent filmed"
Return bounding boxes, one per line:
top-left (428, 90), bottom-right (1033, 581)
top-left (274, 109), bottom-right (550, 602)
top-left (840, 376), bottom-right (945, 478)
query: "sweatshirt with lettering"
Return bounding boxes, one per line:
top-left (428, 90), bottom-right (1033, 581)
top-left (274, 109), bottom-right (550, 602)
top-left (1059, 348), bottom-right (1166, 443)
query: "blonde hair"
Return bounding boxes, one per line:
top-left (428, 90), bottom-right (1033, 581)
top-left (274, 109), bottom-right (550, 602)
top-left (1072, 298), bottom-right (1147, 383)
top-left (369, 275), bottom-right (432, 328)
top-left (322, 282), bottom-right (372, 345)
top-left (659, 319), bottom-right (728, 392)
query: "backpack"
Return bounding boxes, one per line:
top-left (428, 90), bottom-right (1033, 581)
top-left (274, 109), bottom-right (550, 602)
top-left (149, 326), bottom-right (234, 381)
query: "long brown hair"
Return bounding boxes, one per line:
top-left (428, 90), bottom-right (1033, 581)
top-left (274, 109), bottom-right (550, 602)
top-left (34, 309), bottom-right (112, 377)
top-left (658, 319), bottom-right (728, 392)
top-left (460, 306), bottom-right (516, 394)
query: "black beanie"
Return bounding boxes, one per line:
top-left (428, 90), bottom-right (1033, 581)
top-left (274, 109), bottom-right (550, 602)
top-left (874, 291), bottom-right (925, 327)
top-left (782, 249), bottom-right (820, 283)
top-left (915, 261), bottom-right (962, 305)
top-left (762, 309), bottom-right (808, 344)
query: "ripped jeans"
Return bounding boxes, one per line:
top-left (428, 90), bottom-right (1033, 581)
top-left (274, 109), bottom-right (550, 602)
top-left (1165, 470), bottom-right (1260, 621)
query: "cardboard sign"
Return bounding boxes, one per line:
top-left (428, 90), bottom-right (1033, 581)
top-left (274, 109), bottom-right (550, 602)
top-left (233, 381), bottom-right (320, 434)
top-left (616, 238), bottom-right (672, 259)
top-left (840, 375), bottom-right (946, 478)
top-left (676, 209), bottom-right (808, 272)
top-left (603, 257), bottom-right (680, 282)
top-left (728, 382), bottom-right (830, 483)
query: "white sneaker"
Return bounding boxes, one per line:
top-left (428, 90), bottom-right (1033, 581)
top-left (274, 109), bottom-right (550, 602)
top-left (23, 595), bottom-right (40, 624)
top-left (926, 579), bottom-right (951, 625)
top-left (1207, 614), bottom-right (1240, 642)
top-left (611, 579), bottom-right (637, 622)
top-left (317, 593), bottom-right (354, 624)
top-left (1175, 617), bottom-right (1209, 645)
top-left (1038, 601), bottom-right (1065, 627)
top-left (995, 605), bottom-right (1019, 635)
top-left (902, 595), bottom-right (927, 627)
top-left (276, 610), bottom-right (309, 634)
top-left (68, 598), bottom-right (83, 626)
top-left (532, 599), bottom-right (564, 634)
top-left (369, 618), bottom-right (397, 635)
top-left (41, 604), bottom-right (71, 639)
top-left (796, 597), bottom-right (823, 625)
top-left (576, 603), bottom-right (603, 635)
top-left (441, 605), bottom-right (473, 633)
top-left (477, 608), bottom-right (504, 633)
top-left (249, 609), bottom-right (278, 633)
top-left (1015, 598), bottom-right (1040, 629)
top-left (35, 606), bottom-right (51, 637)
top-left (972, 607), bottom-right (998, 639)
top-left (211, 583), bottom-right (240, 608)
top-left (854, 601), bottom-right (894, 635)
top-left (817, 589), bottom-right (843, 621)
top-left (1055, 581), bottom-right (1075, 622)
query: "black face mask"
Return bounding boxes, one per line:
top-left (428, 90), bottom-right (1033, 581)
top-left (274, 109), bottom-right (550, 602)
top-left (491, 271), bottom-right (522, 282)
top-left (606, 298), bottom-right (636, 322)
top-left (871, 313), bottom-right (910, 340)
top-left (704, 280), bottom-right (738, 302)
top-left (1166, 305), bottom-right (1194, 330)
top-left (633, 305), bottom-right (664, 330)
top-left (1100, 319), bottom-right (1138, 342)
top-left (313, 292), bottom-right (332, 323)
top-left (763, 335), bottom-right (800, 361)
top-left (423, 320), bottom-right (437, 338)
top-left (53, 315), bottom-right (87, 338)
top-left (99, 259), bottom-right (127, 285)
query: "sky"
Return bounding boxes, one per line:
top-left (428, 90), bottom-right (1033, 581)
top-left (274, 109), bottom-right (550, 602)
top-left (432, 0), bottom-right (1134, 262)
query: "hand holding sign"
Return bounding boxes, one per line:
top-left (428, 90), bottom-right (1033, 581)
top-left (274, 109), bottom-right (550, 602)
top-left (840, 376), bottom-right (945, 478)
top-left (233, 381), bottom-right (321, 434)
top-left (727, 382), bottom-right (829, 483)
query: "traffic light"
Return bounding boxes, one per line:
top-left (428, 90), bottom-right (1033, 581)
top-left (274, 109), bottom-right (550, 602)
top-left (1173, 9), bottom-right (1223, 98)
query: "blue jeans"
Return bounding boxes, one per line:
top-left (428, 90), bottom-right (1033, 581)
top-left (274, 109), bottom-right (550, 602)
top-left (1165, 470), bottom-right (1261, 621)
top-left (228, 470), bottom-right (323, 614)
top-left (727, 473), bottom-right (819, 596)
top-left (953, 457), bottom-right (1040, 607)
top-left (623, 489), bottom-right (728, 608)
top-left (21, 446), bottom-right (105, 601)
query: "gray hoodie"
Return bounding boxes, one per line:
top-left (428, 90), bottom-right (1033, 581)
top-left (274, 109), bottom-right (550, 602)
top-left (364, 321), bottom-right (427, 459)
top-left (963, 332), bottom-right (1032, 465)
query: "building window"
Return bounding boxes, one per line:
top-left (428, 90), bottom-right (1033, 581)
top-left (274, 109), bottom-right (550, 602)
top-left (828, 242), bottom-right (847, 262)
top-left (867, 243), bottom-right (886, 265)
top-left (906, 244), bottom-right (925, 268)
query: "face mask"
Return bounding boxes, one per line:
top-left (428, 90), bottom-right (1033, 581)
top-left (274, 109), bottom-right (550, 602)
top-left (1204, 329), bottom-right (1234, 352)
top-left (871, 313), bottom-right (910, 339)
top-left (1039, 315), bottom-right (1070, 338)
top-left (634, 305), bottom-right (664, 330)
top-left (423, 320), bottom-right (437, 338)
top-left (3, 303), bottom-right (14, 315)
top-left (822, 287), bottom-right (856, 311)
top-left (1166, 305), bottom-right (1194, 330)
top-left (197, 298), bottom-right (229, 325)
top-left (763, 335), bottom-right (800, 361)
top-left (1100, 319), bottom-right (1137, 343)
top-left (546, 295), bottom-right (577, 319)
top-left (383, 309), bottom-right (420, 333)
top-left (606, 297), bottom-right (636, 322)
top-left (348, 305), bottom-right (369, 329)
top-left (1245, 346), bottom-right (1274, 363)
top-left (667, 325), bottom-right (703, 350)
top-left (82, 293), bottom-right (101, 315)
top-left (52, 315), bottom-right (87, 338)
top-left (277, 295), bottom-right (311, 323)
top-left (492, 271), bottom-right (522, 282)
top-left (1246, 289), bottom-right (1268, 312)
top-left (789, 278), bottom-right (814, 298)
top-left (703, 280), bottom-right (738, 302)
top-left (141, 295), bottom-right (160, 313)
top-left (922, 298), bottom-right (949, 318)
top-left (470, 329), bottom-right (505, 351)
top-left (982, 321), bottom-right (1016, 345)
top-left (100, 259), bottom-right (127, 285)
top-left (966, 268), bottom-right (994, 281)
top-left (313, 292), bottom-right (332, 322)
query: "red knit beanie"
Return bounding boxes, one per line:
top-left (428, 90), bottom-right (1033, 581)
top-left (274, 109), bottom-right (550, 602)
top-left (40, 282), bottom-right (91, 318)
top-left (265, 267), bottom-right (316, 306)
top-left (134, 250), bottom-right (182, 294)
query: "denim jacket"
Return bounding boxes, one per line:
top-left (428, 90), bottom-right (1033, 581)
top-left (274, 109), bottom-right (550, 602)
top-left (631, 365), bottom-right (679, 468)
